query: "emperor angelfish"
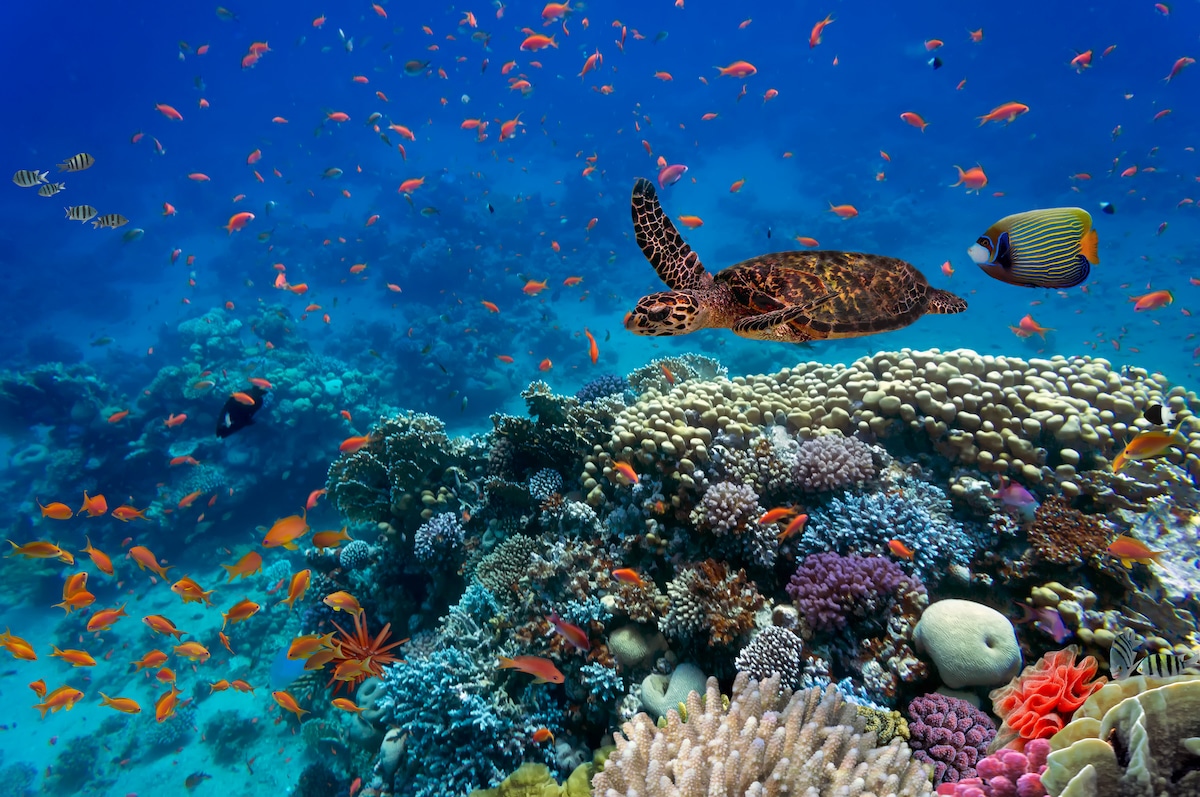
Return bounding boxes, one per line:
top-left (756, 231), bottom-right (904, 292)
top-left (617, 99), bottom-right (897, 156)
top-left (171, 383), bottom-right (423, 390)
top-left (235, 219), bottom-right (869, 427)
top-left (968, 207), bottom-right (1098, 289)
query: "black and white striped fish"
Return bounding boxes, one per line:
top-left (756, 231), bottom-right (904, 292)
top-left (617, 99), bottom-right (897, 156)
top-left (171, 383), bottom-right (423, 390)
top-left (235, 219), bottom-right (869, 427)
top-left (1132, 649), bottom-right (1200, 678)
top-left (13, 169), bottom-right (48, 187)
top-left (1109, 627), bottom-right (1139, 680)
top-left (37, 182), bottom-right (66, 197)
top-left (65, 205), bottom-right (98, 223)
top-left (92, 213), bottom-right (129, 229)
top-left (57, 152), bottom-right (95, 172)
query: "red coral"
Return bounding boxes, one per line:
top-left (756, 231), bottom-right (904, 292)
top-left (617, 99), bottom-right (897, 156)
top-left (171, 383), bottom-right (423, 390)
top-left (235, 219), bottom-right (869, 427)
top-left (989, 646), bottom-right (1106, 750)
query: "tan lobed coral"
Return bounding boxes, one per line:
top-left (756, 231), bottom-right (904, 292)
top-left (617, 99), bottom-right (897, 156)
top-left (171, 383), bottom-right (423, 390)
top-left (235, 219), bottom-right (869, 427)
top-left (579, 348), bottom-right (1197, 507)
top-left (1041, 675), bottom-right (1200, 796)
top-left (591, 672), bottom-right (934, 797)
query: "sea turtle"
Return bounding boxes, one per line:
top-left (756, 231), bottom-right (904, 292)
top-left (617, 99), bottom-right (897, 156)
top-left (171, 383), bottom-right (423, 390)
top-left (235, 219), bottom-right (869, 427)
top-left (624, 178), bottom-right (967, 342)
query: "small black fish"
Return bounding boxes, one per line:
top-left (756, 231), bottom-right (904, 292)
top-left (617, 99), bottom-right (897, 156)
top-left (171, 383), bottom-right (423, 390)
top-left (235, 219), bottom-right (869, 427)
top-left (1143, 402), bottom-right (1176, 426)
top-left (1100, 202), bottom-right (1115, 214)
top-left (928, 56), bottom-right (942, 70)
top-left (216, 386), bottom-right (266, 439)
top-left (654, 30), bottom-right (668, 43)
top-left (766, 226), bottom-right (772, 239)
top-left (487, 203), bottom-right (495, 214)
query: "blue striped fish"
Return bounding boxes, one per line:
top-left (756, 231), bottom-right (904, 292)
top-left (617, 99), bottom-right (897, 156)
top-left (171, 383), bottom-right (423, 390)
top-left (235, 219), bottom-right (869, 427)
top-left (968, 208), bottom-right (1099, 289)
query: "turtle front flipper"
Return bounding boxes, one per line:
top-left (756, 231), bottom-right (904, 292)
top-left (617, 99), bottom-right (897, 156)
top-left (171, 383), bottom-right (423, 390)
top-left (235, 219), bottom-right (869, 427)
top-left (632, 178), bottom-right (710, 290)
top-left (730, 298), bottom-right (837, 342)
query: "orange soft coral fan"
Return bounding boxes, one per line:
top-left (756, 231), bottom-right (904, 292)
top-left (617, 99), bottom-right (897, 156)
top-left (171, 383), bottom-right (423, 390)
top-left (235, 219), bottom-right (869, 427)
top-left (988, 645), bottom-right (1106, 751)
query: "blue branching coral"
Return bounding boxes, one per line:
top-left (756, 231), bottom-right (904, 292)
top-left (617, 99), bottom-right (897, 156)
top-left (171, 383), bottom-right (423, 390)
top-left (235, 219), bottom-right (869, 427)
top-left (414, 512), bottom-right (465, 563)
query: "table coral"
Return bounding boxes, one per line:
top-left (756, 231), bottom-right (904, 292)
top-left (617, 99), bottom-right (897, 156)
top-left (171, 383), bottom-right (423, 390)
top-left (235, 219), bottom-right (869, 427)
top-left (907, 692), bottom-right (997, 784)
top-left (989, 646), bottom-right (1107, 751)
top-left (592, 673), bottom-right (935, 797)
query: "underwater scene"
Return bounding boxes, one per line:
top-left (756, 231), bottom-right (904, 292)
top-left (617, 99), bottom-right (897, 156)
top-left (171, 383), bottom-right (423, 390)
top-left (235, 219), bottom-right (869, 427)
top-left (3, 0), bottom-right (1200, 795)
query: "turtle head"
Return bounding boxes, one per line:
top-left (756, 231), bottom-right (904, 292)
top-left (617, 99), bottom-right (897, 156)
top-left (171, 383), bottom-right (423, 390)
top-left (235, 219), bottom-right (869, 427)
top-left (624, 291), bottom-right (706, 336)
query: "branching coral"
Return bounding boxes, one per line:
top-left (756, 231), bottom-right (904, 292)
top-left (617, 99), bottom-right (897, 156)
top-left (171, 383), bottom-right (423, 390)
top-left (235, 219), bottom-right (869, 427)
top-left (688, 480), bottom-right (762, 536)
top-left (414, 512), bottom-right (466, 563)
top-left (792, 433), bottom-right (879, 491)
top-left (592, 673), bottom-right (935, 797)
top-left (786, 552), bottom-right (911, 632)
top-left (660, 559), bottom-right (763, 648)
top-left (907, 693), bottom-right (997, 785)
top-left (1025, 496), bottom-right (1111, 567)
top-left (989, 646), bottom-right (1106, 751)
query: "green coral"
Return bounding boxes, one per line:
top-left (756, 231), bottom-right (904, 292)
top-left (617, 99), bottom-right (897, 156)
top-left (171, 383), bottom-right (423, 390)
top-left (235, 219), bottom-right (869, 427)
top-left (857, 704), bottom-right (911, 744)
top-left (468, 763), bottom-right (591, 797)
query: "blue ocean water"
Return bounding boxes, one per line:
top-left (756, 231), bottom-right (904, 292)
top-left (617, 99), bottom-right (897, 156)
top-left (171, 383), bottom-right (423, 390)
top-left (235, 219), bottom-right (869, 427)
top-left (0, 1), bottom-right (1197, 795)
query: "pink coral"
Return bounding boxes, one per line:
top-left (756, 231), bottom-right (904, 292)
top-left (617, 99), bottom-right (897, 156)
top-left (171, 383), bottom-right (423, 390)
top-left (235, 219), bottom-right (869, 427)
top-left (988, 646), bottom-right (1105, 750)
top-left (936, 738), bottom-right (1049, 797)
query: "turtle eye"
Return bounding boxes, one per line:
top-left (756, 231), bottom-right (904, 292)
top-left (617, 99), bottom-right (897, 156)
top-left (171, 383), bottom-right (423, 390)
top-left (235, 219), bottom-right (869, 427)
top-left (646, 304), bottom-right (672, 322)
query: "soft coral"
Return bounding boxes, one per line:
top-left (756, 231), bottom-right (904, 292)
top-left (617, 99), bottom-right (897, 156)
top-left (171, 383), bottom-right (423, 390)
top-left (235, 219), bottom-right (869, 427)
top-left (988, 646), bottom-right (1105, 750)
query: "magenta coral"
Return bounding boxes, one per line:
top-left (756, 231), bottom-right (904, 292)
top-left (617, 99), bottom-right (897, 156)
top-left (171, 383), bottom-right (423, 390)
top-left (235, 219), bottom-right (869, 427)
top-left (988, 646), bottom-right (1106, 751)
top-left (785, 552), bottom-right (912, 632)
top-left (936, 737), bottom-right (1049, 797)
top-left (907, 693), bottom-right (996, 784)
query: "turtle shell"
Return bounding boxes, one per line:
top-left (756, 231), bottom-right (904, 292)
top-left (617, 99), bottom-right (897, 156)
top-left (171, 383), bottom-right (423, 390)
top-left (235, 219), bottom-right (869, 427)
top-left (715, 250), bottom-right (939, 337)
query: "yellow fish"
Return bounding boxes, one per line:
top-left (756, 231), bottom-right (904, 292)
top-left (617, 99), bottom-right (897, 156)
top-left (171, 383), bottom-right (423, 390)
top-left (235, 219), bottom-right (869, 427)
top-left (968, 208), bottom-right (1098, 289)
top-left (1113, 428), bottom-right (1185, 472)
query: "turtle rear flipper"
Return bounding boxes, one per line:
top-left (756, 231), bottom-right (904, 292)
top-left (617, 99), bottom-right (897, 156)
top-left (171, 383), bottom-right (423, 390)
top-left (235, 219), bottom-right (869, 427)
top-left (926, 288), bottom-right (968, 314)
top-left (632, 177), bottom-right (710, 290)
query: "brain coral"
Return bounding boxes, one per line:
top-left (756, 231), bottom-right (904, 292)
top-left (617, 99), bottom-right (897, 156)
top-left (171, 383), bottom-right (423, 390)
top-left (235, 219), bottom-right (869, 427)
top-left (579, 349), bottom-right (1198, 507)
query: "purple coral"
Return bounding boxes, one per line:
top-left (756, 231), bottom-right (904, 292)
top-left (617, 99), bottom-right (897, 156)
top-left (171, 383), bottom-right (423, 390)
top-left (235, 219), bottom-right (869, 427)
top-left (785, 552), bottom-right (908, 632)
top-left (907, 693), bottom-right (997, 785)
top-left (936, 738), bottom-right (1049, 797)
top-left (791, 434), bottom-right (877, 492)
top-left (690, 481), bottom-right (762, 536)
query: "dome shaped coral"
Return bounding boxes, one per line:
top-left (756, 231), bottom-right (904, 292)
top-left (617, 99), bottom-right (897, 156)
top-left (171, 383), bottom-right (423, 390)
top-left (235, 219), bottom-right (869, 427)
top-left (988, 646), bottom-right (1106, 751)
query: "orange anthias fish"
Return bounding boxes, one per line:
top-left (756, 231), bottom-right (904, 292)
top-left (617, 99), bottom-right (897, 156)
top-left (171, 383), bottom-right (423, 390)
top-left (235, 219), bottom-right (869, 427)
top-left (1130, 290), bottom-right (1173, 311)
top-left (339, 434), bottom-right (374, 454)
top-left (758, 507), bottom-right (797, 525)
top-left (142, 614), bottom-right (187, 639)
top-left (262, 510), bottom-right (310, 550)
top-left (332, 697), bottom-right (364, 714)
top-left (51, 645), bottom-right (97, 667)
top-left (323, 590), bottom-right (363, 617)
top-left (312, 527), bottom-right (353, 549)
top-left (111, 504), bottom-right (148, 522)
top-left (978, 102), bottom-right (1030, 125)
top-left (828, 203), bottom-right (858, 219)
top-left (612, 462), bottom-right (639, 484)
top-left (220, 551), bottom-right (263, 581)
top-left (1016, 314), bottom-right (1054, 339)
top-left (523, 279), bottom-right (548, 295)
top-left (155, 684), bottom-right (183, 723)
top-left (37, 500), bottom-right (73, 520)
top-left (1112, 428), bottom-right (1185, 472)
top-left (777, 513), bottom-right (810, 542)
top-left (497, 655), bottom-right (565, 683)
top-left (170, 576), bottom-right (216, 606)
top-left (132, 650), bottom-right (169, 670)
top-left (584, 328), bottom-right (599, 364)
top-left (129, 545), bottom-right (173, 580)
top-left (888, 539), bottom-right (916, 560)
top-left (1106, 535), bottom-right (1166, 568)
top-left (86, 603), bottom-right (129, 632)
top-left (277, 569), bottom-right (312, 611)
top-left (547, 613), bottom-right (590, 652)
top-left (99, 693), bottom-right (142, 714)
top-left (2, 629), bottom-right (38, 660)
top-left (81, 537), bottom-right (115, 575)
top-left (611, 568), bottom-right (644, 587)
top-left (173, 641), bottom-right (211, 662)
top-left (272, 690), bottom-right (310, 719)
top-left (78, 491), bottom-right (108, 517)
top-left (7, 540), bottom-right (69, 561)
top-left (952, 164), bottom-right (988, 193)
top-left (34, 685), bottom-right (85, 718)
top-left (809, 14), bottom-right (834, 48)
top-left (287, 632), bottom-right (336, 660)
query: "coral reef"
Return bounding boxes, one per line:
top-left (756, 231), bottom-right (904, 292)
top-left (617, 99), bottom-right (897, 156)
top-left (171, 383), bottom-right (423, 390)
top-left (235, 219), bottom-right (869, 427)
top-left (937, 738), bottom-right (1049, 797)
top-left (906, 693), bottom-right (997, 785)
top-left (786, 552), bottom-right (911, 632)
top-left (592, 673), bottom-right (935, 796)
top-left (688, 481), bottom-right (761, 536)
top-left (201, 709), bottom-right (259, 763)
top-left (791, 433), bottom-right (879, 491)
top-left (1025, 496), bottom-right (1111, 567)
top-left (574, 373), bottom-right (629, 404)
top-left (989, 646), bottom-right (1106, 751)
top-left (660, 559), bottom-right (763, 649)
top-left (734, 625), bottom-right (807, 688)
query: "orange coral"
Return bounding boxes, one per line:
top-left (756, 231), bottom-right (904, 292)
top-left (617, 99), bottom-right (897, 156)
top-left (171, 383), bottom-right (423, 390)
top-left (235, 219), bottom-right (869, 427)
top-left (989, 645), bottom-right (1106, 751)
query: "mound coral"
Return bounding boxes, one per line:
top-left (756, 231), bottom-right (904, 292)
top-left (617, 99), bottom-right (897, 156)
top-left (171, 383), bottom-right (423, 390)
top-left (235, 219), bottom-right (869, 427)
top-left (989, 646), bottom-right (1106, 751)
top-left (592, 672), bottom-right (935, 796)
top-left (688, 480), bottom-right (762, 536)
top-left (786, 552), bottom-right (911, 632)
top-left (936, 738), bottom-right (1049, 797)
top-left (734, 625), bottom-right (807, 688)
top-left (907, 693), bottom-right (997, 785)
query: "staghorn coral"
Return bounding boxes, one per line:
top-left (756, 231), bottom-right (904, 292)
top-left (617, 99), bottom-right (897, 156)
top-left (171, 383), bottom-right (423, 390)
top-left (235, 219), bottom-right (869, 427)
top-left (906, 693), bottom-right (997, 785)
top-left (786, 552), bottom-right (911, 633)
top-left (937, 738), bottom-right (1049, 797)
top-left (688, 480), bottom-right (762, 536)
top-left (792, 433), bottom-right (879, 491)
top-left (591, 672), bottom-right (935, 797)
top-left (733, 625), bottom-right (806, 689)
top-left (660, 559), bottom-right (763, 648)
top-left (989, 646), bottom-right (1106, 752)
top-left (1025, 496), bottom-right (1111, 567)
